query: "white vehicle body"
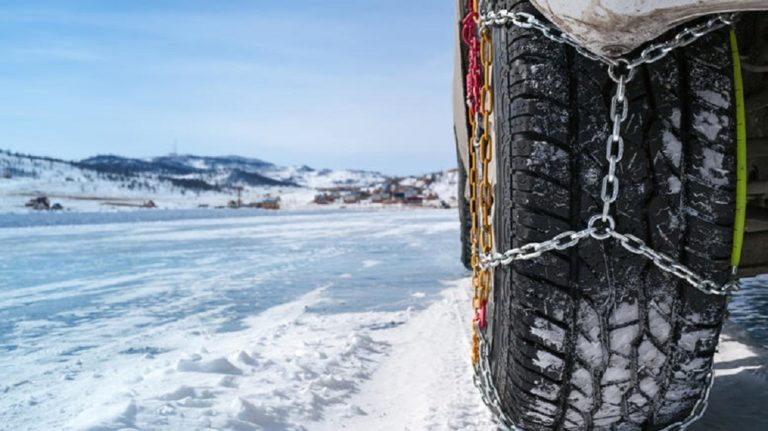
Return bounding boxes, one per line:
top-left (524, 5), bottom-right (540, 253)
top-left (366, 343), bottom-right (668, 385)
top-left (531, 0), bottom-right (768, 56)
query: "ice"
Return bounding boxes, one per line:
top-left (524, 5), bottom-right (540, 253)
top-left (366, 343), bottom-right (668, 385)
top-left (0, 209), bottom-right (765, 429)
top-left (0, 210), bottom-right (490, 430)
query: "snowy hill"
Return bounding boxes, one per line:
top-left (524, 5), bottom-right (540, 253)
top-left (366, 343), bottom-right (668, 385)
top-left (0, 149), bottom-right (457, 212)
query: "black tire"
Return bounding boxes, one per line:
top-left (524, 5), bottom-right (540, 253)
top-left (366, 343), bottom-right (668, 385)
top-left (457, 131), bottom-right (473, 271)
top-left (486, 1), bottom-right (736, 429)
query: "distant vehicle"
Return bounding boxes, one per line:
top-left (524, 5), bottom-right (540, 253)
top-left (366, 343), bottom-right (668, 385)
top-left (454, 1), bottom-right (768, 429)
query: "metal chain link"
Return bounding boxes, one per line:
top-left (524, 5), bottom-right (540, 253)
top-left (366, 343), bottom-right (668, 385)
top-left (463, 0), bottom-right (494, 366)
top-left (479, 10), bottom-right (615, 67)
top-left (478, 11), bottom-right (741, 296)
top-left (479, 10), bottom-right (736, 70)
top-left (473, 329), bottom-right (520, 430)
top-left (468, 6), bottom-right (741, 431)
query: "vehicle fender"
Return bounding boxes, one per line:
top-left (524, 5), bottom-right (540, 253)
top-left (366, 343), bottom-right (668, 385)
top-left (531, 0), bottom-right (768, 57)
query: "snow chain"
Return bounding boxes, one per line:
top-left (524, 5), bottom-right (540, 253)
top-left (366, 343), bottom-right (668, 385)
top-left (462, 3), bottom-right (740, 430)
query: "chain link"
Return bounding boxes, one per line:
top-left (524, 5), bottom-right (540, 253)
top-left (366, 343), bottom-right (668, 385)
top-left (479, 10), bottom-right (616, 66)
top-left (463, 0), bottom-right (495, 366)
top-left (473, 320), bottom-right (717, 431)
top-left (477, 10), bottom-right (740, 295)
top-left (467, 5), bottom-right (741, 430)
top-left (610, 230), bottom-right (740, 296)
top-left (474, 328), bottom-right (520, 430)
top-left (479, 10), bottom-right (736, 71)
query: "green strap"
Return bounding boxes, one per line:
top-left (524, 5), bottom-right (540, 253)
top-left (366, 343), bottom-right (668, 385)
top-left (730, 29), bottom-right (747, 269)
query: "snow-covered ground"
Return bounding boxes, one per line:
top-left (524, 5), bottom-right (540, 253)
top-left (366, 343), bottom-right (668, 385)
top-left (0, 150), bottom-right (458, 213)
top-left (0, 209), bottom-right (765, 430)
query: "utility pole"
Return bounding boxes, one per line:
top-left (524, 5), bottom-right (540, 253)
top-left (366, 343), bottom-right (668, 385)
top-left (235, 186), bottom-right (243, 207)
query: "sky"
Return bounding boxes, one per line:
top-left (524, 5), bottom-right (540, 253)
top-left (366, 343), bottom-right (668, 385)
top-left (0, 0), bottom-right (455, 176)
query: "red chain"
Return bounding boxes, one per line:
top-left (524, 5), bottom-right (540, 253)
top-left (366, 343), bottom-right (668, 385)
top-left (461, 1), bottom-right (482, 116)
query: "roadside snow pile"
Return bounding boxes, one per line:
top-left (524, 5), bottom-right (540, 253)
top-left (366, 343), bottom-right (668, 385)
top-left (26, 282), bottom-right (493, 431)
top-left (57, 288), bottom-right (388, 430)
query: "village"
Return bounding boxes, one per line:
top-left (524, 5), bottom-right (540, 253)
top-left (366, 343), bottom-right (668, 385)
top-left (16, 172), bottom-right (456, 212)
top-left (312, 176), bottom-right (451, 208)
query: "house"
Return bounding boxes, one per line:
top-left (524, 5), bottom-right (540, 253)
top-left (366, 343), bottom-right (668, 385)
top-left (252, 197), bottom-right (280, 210)
top-left (370, 192), bottom-right (389, 203)
top-left (314, 194), bottom-right (335, 205)
top-left (404, 195), bottom-right (423, 205)
top-left (392, 185), bottom-right (422, 202)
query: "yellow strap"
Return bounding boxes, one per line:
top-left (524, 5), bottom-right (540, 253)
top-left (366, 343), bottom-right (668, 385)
top-left (730, 30), bottom-right (747, 269)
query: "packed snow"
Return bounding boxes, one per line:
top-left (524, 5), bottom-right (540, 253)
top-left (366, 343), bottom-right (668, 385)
top-left (0, 210), bottom-right (766, 430)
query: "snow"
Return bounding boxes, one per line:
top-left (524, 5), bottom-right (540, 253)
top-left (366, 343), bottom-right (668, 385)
top-left (638, 339), bottom-right (666, 371)
top-left (0, 150), bottom-right (459, 213)
top-left (533, 350), bottom-right (564, 373)
top-left (608, 301), bottom-right (639, 326)
top-left (667, 176), bottom-right (681, 194)
top-left (0, 210), bottom-right (766, 430)
top-left (531, 317), bottom-right (566, 350)
top-left (693, 112), bottom-right (728, 142)
top-left (697, 147), bottom-right (729, 186)
top-left (648, 306), bottom-right (672, 343)
top-left (660, 130), bottom-right (683, 170)
top-left (712, 334), bottom-right (761, 376)
top-left (0, 209), bottom-right (494, 430)
top-left (610, 324), bottom-right (639, 353)
top-left (698, 90), bottom-right (729, 109)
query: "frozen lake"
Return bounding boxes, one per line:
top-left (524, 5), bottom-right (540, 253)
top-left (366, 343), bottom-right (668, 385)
top-left (0, 209), bottom-right (765, 430)
top-left (0, 209), bottom-right (463, 343)
top-left (0, 209), bottom-right (469, 430)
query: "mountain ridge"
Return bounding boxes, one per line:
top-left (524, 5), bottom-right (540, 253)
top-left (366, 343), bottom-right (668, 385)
top-left (0, 148), bottom-right (458, 212)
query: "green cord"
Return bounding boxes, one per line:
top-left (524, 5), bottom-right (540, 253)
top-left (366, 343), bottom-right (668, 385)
top-left (730, 29), bottom-right (747, 270)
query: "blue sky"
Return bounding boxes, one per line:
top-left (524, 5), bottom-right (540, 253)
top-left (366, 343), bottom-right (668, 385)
top-left (0, 1), bottom-right (455, 175)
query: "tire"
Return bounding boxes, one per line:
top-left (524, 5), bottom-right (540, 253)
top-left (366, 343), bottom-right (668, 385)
top-left (485, 1), bottom-right (737, 429)
top-left (457, 133), bottom-right (473, 271)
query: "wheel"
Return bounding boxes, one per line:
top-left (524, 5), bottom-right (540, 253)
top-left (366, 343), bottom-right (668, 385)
top-left (485, 1), bottom-right (737, 429)
top-left (457, 133), bottom-right (473, 271)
